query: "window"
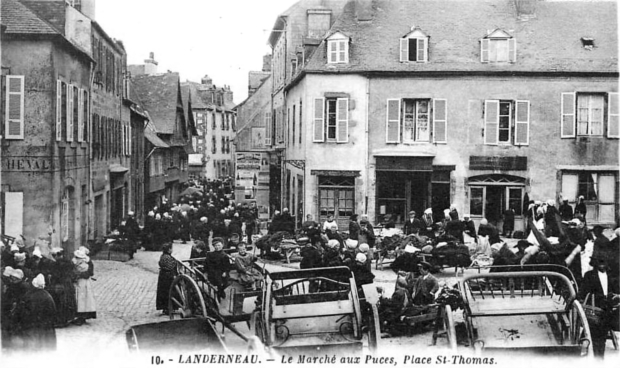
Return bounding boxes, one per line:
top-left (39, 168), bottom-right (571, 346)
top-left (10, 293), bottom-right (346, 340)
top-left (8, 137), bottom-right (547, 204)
top-left (468, 186), bottom-right (523, 220)
top-left (386, 98), bottom-right (447, 143)
top-left (221, 137), bottom-right (225, 153)
top-left (319, 176), bottom-right (355, 229)
top-left (562, 172), bottom-right (616, 223)
top-left (484, 100), bottom-right (530, 145)
top-left (299, 100), bottom-right (303, 144)
top-left (313, 97), bottom-right (348, 143)
top-left (212, 112), bottom-right (216, 130)
top-left (399, 28), bottom-right (428, 62)
top-left (480, 29), bottom-right (516, 63)
top-left (326, 32), bottom-right (349, 64)
top-left (5, 75), bottom-right (25, 139)
top-left (292, 105), bottom-right (296, 147)
top-left (212, 136), bottom-right (216, 154)
top-left (561, 92), bottom-right (618, 138)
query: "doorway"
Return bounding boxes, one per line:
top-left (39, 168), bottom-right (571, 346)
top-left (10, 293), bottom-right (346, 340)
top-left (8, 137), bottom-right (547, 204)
top-left (485, 186), bottom-right (505, 225)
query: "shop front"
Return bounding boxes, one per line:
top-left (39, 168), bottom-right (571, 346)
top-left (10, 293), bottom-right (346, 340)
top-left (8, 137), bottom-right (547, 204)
top-left (374, 156), bottom-right (453, 225)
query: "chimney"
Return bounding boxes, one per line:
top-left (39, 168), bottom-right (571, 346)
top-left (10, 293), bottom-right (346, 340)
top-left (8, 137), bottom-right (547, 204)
top-left (80, 0), bottom-right (96, 20)
top-left (144, 52), bottom-right (158, 75)
top-left (201, 75), bottom-right (213, 89)
top-left (515, 0), bottom-right (537, 20)
top-left (355, 0), bottom-right (372, 22)
top-left (262, 54), bottom-right (272, 72)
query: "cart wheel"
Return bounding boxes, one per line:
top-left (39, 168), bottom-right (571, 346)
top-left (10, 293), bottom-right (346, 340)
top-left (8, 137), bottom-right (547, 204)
top-left (443, 304), bottom-right (458, 351)
top-left (168, 274), bottom-right (208, 319)
top-left (367, 303), bottom-right (381, 353)
top-left (572, 299), bottom-right (594, 357)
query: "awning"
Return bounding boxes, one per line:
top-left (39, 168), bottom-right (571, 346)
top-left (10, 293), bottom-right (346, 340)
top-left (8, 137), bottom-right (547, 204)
top-left (145, 129), bottom-right (169, 148)
top-left (109, 164), bottom-right (129, 173)
top-left (375, 156), bottom-right (433, 172)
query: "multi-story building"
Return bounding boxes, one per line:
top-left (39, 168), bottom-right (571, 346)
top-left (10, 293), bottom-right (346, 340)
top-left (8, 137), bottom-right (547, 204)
top-left (1, 0), bottom-right (93, 251)
top-left (132, 72), bottom-right (192, 210)
top-left (181, 76), bottom-right (236, 181)
top-left (267, 0), bottom-right (348, 221)
top-left (235, 67), bottom-right (273, 211)
top-left (90, 21), bottom-right (133, 236)
top-left (283, 0), bottom-right (618, 230)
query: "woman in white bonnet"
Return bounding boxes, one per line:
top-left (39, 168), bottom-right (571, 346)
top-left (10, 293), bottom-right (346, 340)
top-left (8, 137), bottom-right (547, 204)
top-left (72, 247), bottom-right (96, 325)
top-left (15, 273), bottom-right (57, 351)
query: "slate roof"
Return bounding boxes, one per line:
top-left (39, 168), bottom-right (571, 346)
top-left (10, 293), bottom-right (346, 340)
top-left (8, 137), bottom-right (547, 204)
top-left (249, 71), bottom-right (270, 91)
top-left (303, 0), bottom-right (618, 75)
top-left (181, 82), bottom-right (209, 109)
top-left (132, 73), bottom-right (181, 135)
top-left (1, 0), bottom-right (59, 35)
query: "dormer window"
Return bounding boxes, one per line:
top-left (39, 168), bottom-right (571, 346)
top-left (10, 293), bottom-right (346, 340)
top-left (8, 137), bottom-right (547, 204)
top-left (480, 29), bottom-right (516, 63)
top-left (326, 31), bottom-right (350, 64)
top-left (400, 27), bottom-right (428, 63)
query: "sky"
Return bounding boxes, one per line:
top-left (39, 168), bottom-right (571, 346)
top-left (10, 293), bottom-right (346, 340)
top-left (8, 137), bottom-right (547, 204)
top-left (96, 0), bottom-right (299, 105)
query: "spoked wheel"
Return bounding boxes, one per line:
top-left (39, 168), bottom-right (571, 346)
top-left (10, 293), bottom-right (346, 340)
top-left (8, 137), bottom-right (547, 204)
top-left (366, 303), bottom-right (381, 353)
top-left (168, 274), bottom-right (208, 319)
top-left (443, 304), bottom-right (458, 351)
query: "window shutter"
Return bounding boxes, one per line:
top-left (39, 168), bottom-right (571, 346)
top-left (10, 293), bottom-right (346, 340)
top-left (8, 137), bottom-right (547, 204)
top-left (433, 99), bottom-right (447, 143)
top-left (561, 92), bottom-right (576, 138)
top-left (336, 98), bottom-right (349, 143)
top-left (386, 99), bottom-right (401, 143)
top-left (400, 38), bottom-right (408, 62)
top-left (264, 111), bottom-right (272, 145)
top-left (77, 89), bottom-right (83, 142)
top-left (83, 91), bottom-right (89, 142)
top-left (484, 100), bottom-right (500, 145)
top-left (508, 38), bottom-right (517, 63)
top-left (418, 37), bottom-right (428, 62)
top-left (514, 100), bottom-right (530, 145)
top-left (328, 41), bottom-right (337, 63)
top-left (56, 80), bottom-right (62, 141)
top-left (313, 98), bottom-right (325, 142)
top-left (61, 196), bottom-right (69, 242)
top-left (607, 92), bottom-right (619, 138)
top-left (5, 76), bottom-right (25, 139)
top-left (480, 38), bottom-right (489, 63)
top-left (67, 84), bottom-right (74, 142)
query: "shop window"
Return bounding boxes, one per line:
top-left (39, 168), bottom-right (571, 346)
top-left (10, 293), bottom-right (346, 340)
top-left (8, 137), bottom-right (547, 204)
top-left (561, 172), bottom-right (616, 223)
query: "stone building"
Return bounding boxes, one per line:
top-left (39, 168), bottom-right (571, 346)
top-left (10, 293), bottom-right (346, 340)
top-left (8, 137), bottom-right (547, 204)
top-left (283, 0), bottom-right (618, 230)
top-left (1, 0), bottom-right (93, 251)
top-left (132, 72), bottom-right (192, 210)
top-left (267, 0), bottom-right (348, 221)
top-left (181, 76), bottom-right (236, 181)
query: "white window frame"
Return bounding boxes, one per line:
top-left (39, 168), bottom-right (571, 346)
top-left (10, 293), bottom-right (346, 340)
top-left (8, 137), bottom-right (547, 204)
top-left (400, 36), bottom-right (428, 63)
top-left (576, 93), bottom-right (605, 136)
top-left (402, 99), bottom-right (431, 143)
top-left (5, 75), bottom-right (25, 140)
top-left (481, 34), bottom-right (516, 63)
top-left (327, 38), bottom-right (349, 64)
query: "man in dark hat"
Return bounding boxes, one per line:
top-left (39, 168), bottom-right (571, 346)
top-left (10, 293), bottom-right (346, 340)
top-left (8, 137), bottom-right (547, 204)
top-left (578, 252), bottom-right (619, 358)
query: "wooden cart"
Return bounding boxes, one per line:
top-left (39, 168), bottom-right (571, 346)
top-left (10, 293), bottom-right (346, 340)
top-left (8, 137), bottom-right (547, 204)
top-left (253, 266), bottom-right (381, 354)
top-left (459, 270), bottom-right (593, 357)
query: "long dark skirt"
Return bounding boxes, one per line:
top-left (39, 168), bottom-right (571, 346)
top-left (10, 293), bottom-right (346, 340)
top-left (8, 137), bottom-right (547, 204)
top-left (156, 270), bottom-right (175, 311)
top-left (48, 282), bottom-right (76, 326)
top-left (21, 326), bottom-right (57, 351)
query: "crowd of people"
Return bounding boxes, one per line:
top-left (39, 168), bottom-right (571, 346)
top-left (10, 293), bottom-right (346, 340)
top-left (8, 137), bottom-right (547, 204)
top-left (376, 199), bottom-right (619, 357)
top-left (1, 240), bottom-right (97, 352)
top-left (136, 179), bottom-right (259, 253)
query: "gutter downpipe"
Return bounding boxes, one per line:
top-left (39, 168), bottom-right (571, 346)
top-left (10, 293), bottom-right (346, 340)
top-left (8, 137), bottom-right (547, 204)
top-left (365, 76), bottom-right (370, 216)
